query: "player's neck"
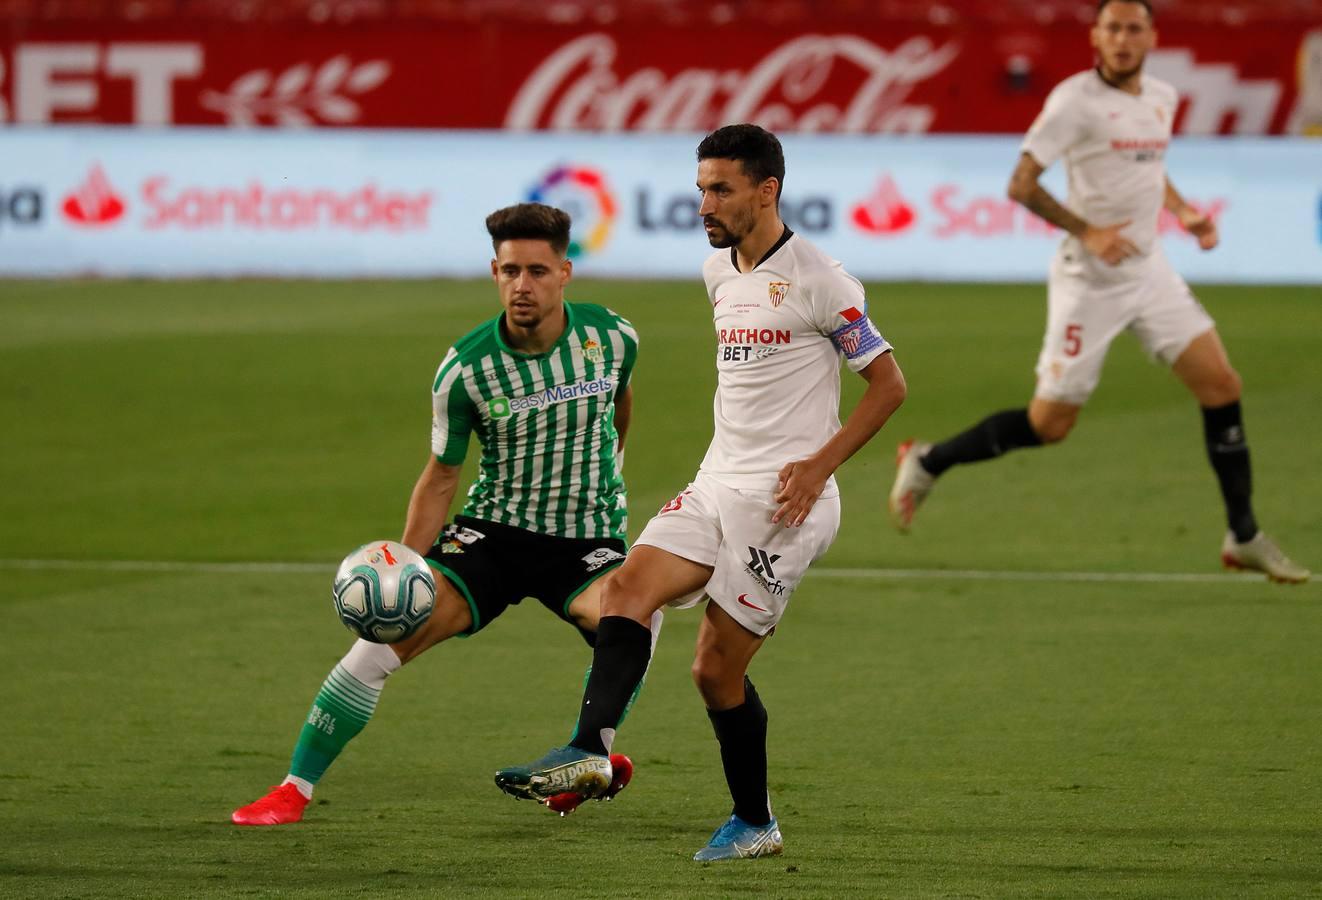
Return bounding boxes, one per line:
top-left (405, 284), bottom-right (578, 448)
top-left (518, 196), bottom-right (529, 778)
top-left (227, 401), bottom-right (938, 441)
top-left (733, 216), bottom-right (789, 273)
top-left (501, 305), bottom-right (567, 355)
top-left (1096, 64), bottom-right (1143, 96)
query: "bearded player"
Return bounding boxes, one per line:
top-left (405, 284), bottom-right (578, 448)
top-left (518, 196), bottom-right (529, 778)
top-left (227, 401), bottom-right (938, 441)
top-left (495, 124), bottom-right (908, 860)
top-left (889, 0), bottom-right (1308, 583)
top-left (231, 203), bottom-right (659, 825)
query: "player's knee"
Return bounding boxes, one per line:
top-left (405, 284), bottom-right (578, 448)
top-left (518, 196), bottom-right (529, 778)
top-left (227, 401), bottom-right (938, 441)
top-left (1204, 367), bottom-right (1242, 406)
top-left (599, 565), bottom-right (653, 619)
top-left (690, 656), bottom-right (742, 709)
top-left (391, 585), bottom-right (471, 664)
top-left (1032, 414), bottom-right (1075, 445)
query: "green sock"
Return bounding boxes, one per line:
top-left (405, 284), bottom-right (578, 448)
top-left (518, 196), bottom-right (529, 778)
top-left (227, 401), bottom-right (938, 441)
top-left (289, 663), bottom-right (381, 784)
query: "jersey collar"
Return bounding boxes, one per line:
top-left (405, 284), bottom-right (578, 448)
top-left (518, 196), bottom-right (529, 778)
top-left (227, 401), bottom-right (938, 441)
top-left (730, 225), bottom-right (795, 273)
top-left (493, 299), bottom-right (576, 359)
top-left (1093, 65), bottom-right (1144, 96)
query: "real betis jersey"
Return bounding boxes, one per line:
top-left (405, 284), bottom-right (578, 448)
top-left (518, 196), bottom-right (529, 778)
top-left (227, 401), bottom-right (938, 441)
top-left (430, 301), bottom-right (637, 541)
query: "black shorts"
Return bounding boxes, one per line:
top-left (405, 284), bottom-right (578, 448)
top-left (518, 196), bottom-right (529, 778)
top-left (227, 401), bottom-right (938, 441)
top-left (424, 516), bottom-right (627, 641)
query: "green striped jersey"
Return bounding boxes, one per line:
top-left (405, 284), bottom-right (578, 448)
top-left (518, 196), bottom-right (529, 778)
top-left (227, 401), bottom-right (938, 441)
top-left (431, 302), bottom-right (638, 540)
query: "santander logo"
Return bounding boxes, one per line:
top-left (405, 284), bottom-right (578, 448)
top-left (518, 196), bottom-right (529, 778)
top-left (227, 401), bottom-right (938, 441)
top-left (851, 175), bottom-right (917, 236)
top-left (62, 164), bottom-right (126, 227)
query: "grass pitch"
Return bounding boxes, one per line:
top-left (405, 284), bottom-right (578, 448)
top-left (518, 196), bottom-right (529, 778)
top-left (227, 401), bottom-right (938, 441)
top-left (1, 279), bottom-right (1319, 898)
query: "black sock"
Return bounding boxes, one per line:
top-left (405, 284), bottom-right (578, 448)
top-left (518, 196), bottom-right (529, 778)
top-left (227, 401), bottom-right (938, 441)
top-left (1202, 401), bottom-right (1258, 543)
top-left (921, 408), bottom-right (1043, 477)
top-left (707, 677), bottom-right (771, 828)
top-left (569, 616), bottom-right (652, 755)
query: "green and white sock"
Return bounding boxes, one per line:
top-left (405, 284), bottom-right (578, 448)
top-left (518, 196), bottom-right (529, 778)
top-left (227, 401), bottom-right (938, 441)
top-left (286, 640), bottom-right (400, 794)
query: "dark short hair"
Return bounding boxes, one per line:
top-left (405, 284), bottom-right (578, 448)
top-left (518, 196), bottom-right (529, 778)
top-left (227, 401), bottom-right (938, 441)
top-left (485, 203), bottom-right (572, 256)
top-left (1097, 0), bottom-right (1153, 19)
top-left (696, 123), bottom-right (786, 201)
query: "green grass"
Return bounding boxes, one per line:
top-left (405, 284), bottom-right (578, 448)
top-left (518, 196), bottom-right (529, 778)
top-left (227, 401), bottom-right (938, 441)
top-left (2, 280), bottom-right (1319, 898)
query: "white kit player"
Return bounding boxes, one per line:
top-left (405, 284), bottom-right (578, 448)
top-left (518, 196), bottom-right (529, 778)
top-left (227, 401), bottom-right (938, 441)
top-left (888, 0), bottom-right (1308, 583)
top-left (496, 124), bottom-right (908, 860)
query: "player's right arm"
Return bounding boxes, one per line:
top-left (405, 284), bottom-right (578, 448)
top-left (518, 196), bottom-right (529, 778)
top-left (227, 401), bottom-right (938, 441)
top-left (401, 457), bottom-right (462, 555)
top-left (401, 346), bottom-right (476, 555)
top-left (1007, 152), bottom-right (1136, 265)
top-left (1013, 78), bottom-right (1137, 266)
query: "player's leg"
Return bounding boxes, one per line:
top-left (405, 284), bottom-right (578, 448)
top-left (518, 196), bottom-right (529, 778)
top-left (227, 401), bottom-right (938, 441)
top-left (890, 262), bottom-right (1119, 530)
top-left (565, 573), bottom-right (664, 728)
top-left (1170, 328), bottom-right (1255, 538)
top-left (572, 546), bottom-right (710, 754)
top-left (692, 602), bottom-right (772, 827)
top-left (231, 578), bottom-right (473, 825)
top-left (691, 486), bottom-right (837, 861)
top-left (495, 482), bottom-right (720, 802)
top-left (494, 547), bottom-right (711, 801)
top-left (1131, 259), bottom-right (1308, 582)
top-left (1168, 329), bottom-right (1309, 582)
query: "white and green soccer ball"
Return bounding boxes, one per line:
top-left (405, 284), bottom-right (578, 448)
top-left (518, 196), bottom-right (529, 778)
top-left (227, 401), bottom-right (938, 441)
top-left (332, 541), bottom-right (436, 643)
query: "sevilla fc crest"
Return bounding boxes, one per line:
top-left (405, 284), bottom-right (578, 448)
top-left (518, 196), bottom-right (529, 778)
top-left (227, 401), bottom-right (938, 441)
top-left (767, 281), bottom-right (790, 307)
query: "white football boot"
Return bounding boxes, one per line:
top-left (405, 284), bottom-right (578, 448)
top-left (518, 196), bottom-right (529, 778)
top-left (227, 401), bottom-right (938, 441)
top-left (1220, 532), bottom-right (1310, 584)
top-left (888, 439), bottom-right (935, 533)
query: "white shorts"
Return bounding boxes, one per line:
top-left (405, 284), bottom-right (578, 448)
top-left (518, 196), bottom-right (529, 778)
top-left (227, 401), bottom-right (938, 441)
top-left (1034, 249), bottom-right (1215, 405)
top-left (634, 472), bottom-right (841, 636)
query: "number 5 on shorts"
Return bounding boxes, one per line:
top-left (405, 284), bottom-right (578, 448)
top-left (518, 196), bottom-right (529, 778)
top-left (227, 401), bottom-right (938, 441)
top-left (1064, 323), bottom-right (1083, 357)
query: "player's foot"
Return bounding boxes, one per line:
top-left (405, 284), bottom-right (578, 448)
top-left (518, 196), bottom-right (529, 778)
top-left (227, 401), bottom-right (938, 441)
top-left (230, 783), bottom-right (309, 826)
top-left (494, 745), bottom-right (612, 803)
top-left (888, 439), bottom-right (935, 532)
top-left (693, 814), bottom-right (784, 862)
top-left (543, 753), bottom-right (634, 816)
top-left (1221, 532), bottom-right (1310, 584)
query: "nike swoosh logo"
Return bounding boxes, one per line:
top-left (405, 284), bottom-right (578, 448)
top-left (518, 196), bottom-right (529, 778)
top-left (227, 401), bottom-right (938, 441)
top-left (714, 295), bottom-right (728, 308)
top-left (737, 593), bottom-right (768, 612)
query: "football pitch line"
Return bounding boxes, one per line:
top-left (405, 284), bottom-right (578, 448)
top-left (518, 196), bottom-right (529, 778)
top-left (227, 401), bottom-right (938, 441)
top-left (0, 558), bottom-right (1268, 584)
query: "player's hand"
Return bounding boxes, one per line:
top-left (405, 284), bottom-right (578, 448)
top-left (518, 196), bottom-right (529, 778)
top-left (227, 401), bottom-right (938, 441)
top-left (1081, 220), bottom-right (1139, 266)
top-left (1179, 207), bottom-right (1219, 251)
top-left (772, 457), bottom-right (831, 528)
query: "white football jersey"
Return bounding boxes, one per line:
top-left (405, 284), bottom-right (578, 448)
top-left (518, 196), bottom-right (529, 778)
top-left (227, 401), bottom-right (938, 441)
top-left (698, 229), bottom-right (891, 495)
top-left (1023, 69), bottom-right (1178, 275)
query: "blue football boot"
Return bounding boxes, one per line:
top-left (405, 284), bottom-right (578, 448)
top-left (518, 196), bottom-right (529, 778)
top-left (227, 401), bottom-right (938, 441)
top-left (693, 814), bottom-right (784, 861)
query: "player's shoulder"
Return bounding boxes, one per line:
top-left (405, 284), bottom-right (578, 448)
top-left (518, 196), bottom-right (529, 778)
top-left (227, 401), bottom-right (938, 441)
top-left (445, 316), bottom-right (500, 365)
top-left (702, 247), bottom-right (735, 283)
top-left (783, 234), bottom-right (860, 295)
top-left (1048, 69), bottom-right (1105, 103)
top-left (569, 301), bottom-right (638, 342)
top-left (1142, 74), bottom-right (1178, 105)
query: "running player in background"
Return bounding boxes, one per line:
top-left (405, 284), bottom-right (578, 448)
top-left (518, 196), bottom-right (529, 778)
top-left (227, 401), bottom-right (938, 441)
top-left (495, 124), bottom-right (908, 860)
top-left (231, 203), bottom-right (659, 825)
top-left (889, 0), bottom-right (1308, 584)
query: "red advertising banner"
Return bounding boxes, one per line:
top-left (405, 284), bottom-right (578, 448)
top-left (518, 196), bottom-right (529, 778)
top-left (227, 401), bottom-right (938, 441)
top-left (1, 23), bottom-right (1318, 134)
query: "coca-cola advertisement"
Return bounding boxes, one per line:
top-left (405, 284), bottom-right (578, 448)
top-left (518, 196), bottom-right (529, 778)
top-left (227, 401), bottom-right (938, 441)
top-left (0, 22), bottom-right (1318, 134)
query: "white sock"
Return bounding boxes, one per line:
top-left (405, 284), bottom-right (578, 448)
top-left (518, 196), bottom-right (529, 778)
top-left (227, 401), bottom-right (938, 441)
top-left (281, 774), bottom-right (315, 800)
top-left (339, 638), bottom-right (402, 691)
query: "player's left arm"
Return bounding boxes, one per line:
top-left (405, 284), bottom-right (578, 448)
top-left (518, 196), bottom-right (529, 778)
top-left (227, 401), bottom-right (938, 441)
top-left (613, 383), bottom-right (633, 454)
top-left (1164, 177), bottom-right (1219, 251)
top-left (773, 352), bottom-right (907, 527)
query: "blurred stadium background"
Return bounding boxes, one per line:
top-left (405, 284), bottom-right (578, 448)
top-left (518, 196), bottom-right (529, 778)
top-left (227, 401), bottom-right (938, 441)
top-left (2, 2), bottom-right (1320, 897)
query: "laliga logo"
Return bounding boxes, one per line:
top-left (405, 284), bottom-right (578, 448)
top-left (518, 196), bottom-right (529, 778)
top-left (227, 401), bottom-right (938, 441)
top-left (850, 175), bottom-right (916, 236)
top-left (62, 163), bottom-right (126, 226)
top-left (526, 165), bottom-right (616, 258)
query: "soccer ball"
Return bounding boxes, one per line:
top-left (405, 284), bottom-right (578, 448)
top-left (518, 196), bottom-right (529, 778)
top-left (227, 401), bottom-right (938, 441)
top-left (332, 541), bottom-right (436, 643)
